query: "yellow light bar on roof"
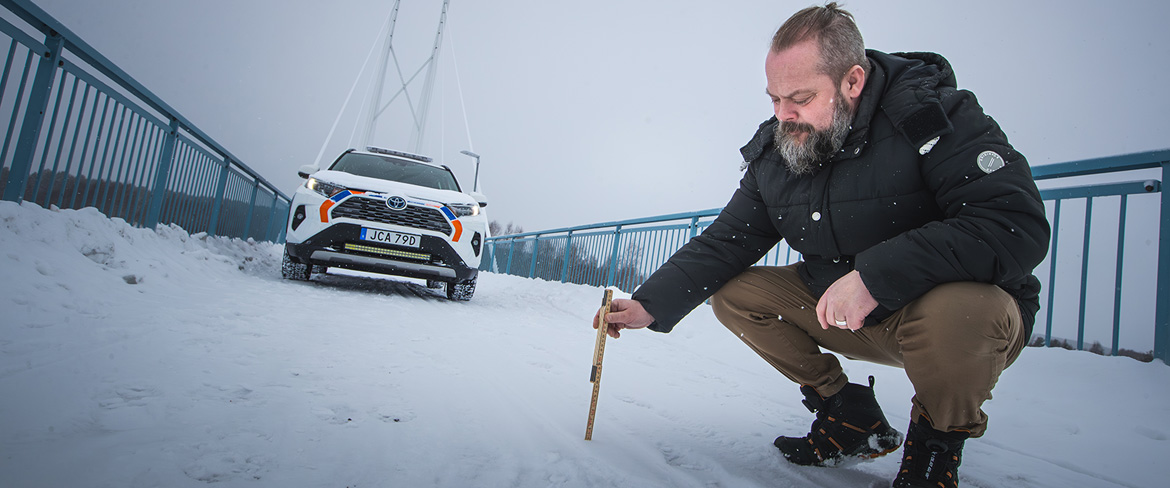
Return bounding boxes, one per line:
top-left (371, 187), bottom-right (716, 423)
top-left (344, 243), bottom-right (430, 261)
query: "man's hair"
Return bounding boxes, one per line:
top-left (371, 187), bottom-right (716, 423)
top-left (771, 2), bottom-right (869, 82)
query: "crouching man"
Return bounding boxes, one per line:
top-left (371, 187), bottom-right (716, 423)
top-left (595, 3), bottom-right (1049, 487)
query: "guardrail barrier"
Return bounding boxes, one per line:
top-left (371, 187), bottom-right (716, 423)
top-left (0, 0), bottom-right (289, 242)
top-left (483, 149), bottom-right (1170, 363)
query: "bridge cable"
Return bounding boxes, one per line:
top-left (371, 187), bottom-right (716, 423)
top-left (313, 5), bottom-right (396, 168)
top-left (448, 23), bottom-right (475, 154)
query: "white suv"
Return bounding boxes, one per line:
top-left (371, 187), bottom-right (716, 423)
top-left (282, 147), bottom-right (488, 300)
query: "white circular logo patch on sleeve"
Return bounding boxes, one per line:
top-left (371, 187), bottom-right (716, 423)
top-left (977, 150), bottom-right (1005, 174)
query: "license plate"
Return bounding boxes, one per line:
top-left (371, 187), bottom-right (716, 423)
top-left (361, 228), bottom-right (420, 248)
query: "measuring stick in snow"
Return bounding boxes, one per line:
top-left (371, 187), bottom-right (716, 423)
top-left (585, 289), bottom-right (613, 441)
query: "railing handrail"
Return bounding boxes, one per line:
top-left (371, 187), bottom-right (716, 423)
top-left (1, 0), bottom-right (291, 242)
top-left (497, 208), bottom-right (723, 240)
top-left (0, 0), bottom-right (288, 201)
top-left (490, 148), bottom-right (1170, 242)
top-left (483, 148), bottom-right (1170, 363)
top-left (1031, 148), bottom-right (1170, 180)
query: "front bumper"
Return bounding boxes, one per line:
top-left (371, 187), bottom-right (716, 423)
top-left (285, 223), bottom-right (478, 283)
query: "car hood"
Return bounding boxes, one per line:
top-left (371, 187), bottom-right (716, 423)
top-left (312, 169), bottom-right (476, 207)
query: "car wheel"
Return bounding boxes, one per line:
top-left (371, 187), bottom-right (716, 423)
top-left (446, 278), bottom-right (475, 301)
top-left (282, 249), bottom-right (311, 281)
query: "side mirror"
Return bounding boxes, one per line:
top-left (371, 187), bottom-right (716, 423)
top-left (297, 164), bottom-right (318, 179)
top-left (470, 191), bottom-right (488, 208)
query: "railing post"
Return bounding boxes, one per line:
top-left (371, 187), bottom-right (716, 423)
top-left (607, 224), bottom-right (623, 288)
top-left (689, 215), bottom-right (700, 239)
top-left (144, 117), bottom-right (180, 228)
top-left (3, 30), bottom-right (63, 203)
top-left (1156, 161), bottom-right (1170, 362)
top-left (481, 241), bottom-right (494, 272)
top-left (528, 234), bottom-right (540, 278)
top-left (243, 180), bottom-right (259, 240)
top-left (1077, 198), bottom-right (1094, 351)
top-left (561, 230), bottom-right (574, 283)
top-left (505, 237), bottom-right (516, 275)
top-left (266, 197), bottom-right (283, 243)
top-left (1045, 200), bottom-right (1062, 347)
top-left (1112, 195), bottom-right (1129, 356)
top-left (207, 160), bottom-right (230, 236)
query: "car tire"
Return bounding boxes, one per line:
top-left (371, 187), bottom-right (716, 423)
top-left (282, 248), bottom-right (312, 281)
top-left (446, 277), bottom-right (476, 301)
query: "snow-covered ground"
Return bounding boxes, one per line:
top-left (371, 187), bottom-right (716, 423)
top-left (2, 200), bottom-right (1168, 488)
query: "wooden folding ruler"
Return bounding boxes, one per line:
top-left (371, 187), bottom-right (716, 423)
top-left (585, 289), bottom-right (613, 441)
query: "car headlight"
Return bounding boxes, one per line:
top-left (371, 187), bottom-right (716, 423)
top-left (448, 203), bottom-right (480, 217)
top-left (306, 177), bottom-right (344, 197)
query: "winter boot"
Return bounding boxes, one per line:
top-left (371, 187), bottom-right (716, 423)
top-left (892, 415), bottom-right (969, 488)
top-left (774, 376), bottom-right (903, 466)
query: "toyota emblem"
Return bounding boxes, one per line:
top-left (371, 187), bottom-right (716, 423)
top-left (386, 196), bottom-right (407, 210)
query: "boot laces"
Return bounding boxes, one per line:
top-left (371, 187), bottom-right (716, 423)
top-left (923, 439), bottom-right (951, 480)
top-left (900, 436), bottom-right (961, 487)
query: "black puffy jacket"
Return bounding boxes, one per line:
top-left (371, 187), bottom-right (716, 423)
top-left (632, 50), bottom-right (1050, 336)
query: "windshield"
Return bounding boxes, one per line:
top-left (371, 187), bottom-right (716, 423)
top-left (329, 153), bottom-right (461, 191)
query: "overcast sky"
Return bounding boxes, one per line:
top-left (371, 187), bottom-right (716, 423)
top-left (27, 0), bottom-right (1170, 231)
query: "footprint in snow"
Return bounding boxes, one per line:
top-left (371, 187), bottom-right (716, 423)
top-left (658, 442), bottom-right (711, 471)
top-left (1135, 425), bottom-right (1167, 441)
top-left (372, 405), bottom-right (416, 424)
top-left (96, 385), bottom-right (160, 409)
top-left (183, 448), bottom-right (272, 483)
top-left (199, 383), bottom-right (257, 405)
top-left (314, 404), bottom-right (360, 425)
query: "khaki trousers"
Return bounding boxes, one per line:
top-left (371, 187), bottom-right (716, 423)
top-left (710, 264), bottom-right (1027, 437)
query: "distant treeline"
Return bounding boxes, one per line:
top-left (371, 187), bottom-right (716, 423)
top-left (486, 220), bottom-right (648, 290)
top-left (1028, 335), bottom-right (1154, 362)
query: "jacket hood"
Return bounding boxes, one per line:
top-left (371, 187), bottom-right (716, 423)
top-left (740, 50), bottom-right (960, 165)
top-left (873, 50), bottom-right (958, 153)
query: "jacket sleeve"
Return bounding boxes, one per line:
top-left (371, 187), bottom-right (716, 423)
top-left (854, 89), bottom-right (1051, 310)
top-left (631, 163), bottom-right (781, 332)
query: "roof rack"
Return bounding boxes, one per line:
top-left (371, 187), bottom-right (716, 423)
top-left (365, 146), bottom-right (433, 163)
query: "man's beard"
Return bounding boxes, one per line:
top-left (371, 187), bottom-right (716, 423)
top-left (773, 94), bottom-right (853, 175)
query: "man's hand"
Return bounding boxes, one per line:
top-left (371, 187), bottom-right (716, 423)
top-left (592, 298), bottom-right (655, 338)
top-left (816, 270), bottom-right (879, 331)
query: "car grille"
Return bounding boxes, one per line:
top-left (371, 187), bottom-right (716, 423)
top-left (332, 196), bottom-right (453, 235)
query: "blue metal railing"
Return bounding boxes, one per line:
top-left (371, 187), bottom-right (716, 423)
top-left (0, 0), bottom-right (289, 242)
top-left (482, 149), bottom-right (1170, 362)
